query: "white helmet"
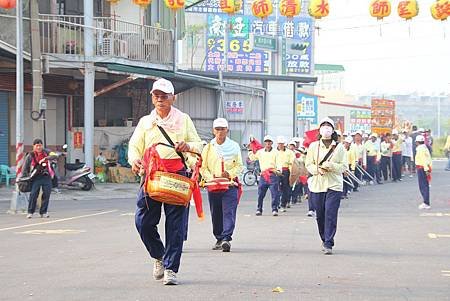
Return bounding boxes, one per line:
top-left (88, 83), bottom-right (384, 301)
top-left (263, 135), bottom-right (274, 142)
top-left (415, 135), bottom-right (425, 142)
top-left (319, 117), bottom-right (335, 129)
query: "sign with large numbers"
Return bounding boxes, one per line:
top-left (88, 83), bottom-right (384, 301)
top-left (371, 99), bottom-right (396, 135)
top-left (350, 110), bottom-right (371, 133)
top-left (296, 92), bottom-right (318, 124)
top-left (206, 13), bottom-right (313, 74)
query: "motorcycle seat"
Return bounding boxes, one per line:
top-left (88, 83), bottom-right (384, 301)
top-left (65, 163), bottom-right (85, 170)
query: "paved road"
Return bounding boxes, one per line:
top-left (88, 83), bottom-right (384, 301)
top-left (1, 162), bottom-right (449, 301)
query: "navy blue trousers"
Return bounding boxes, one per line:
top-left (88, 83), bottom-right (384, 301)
top-left (135, 187), bottom-right (187, 273)
top-left (208, 186), bottom-right (238, 242)
top-left (28, 175), bottom-right (52, 215)
top-left (392, 153), bottom-right (402, 181)
top-left (291, 182), bottom-right (303, 204)
top-left (257, 173), bottom-right (280, 212)
top-left (310, 189), bottom-right (342, 249)
top-left (279, 170), bottom-right (291, 208)
top-left (417, 168), bottom-right (430, 205)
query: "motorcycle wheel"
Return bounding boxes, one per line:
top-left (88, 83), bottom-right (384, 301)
top-left (77, 176), bottom-right (93, 191)
top-left (243, 170), bottom-right (257, 186)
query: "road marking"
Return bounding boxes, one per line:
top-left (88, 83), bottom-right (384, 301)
top-left (18, 229), bottom-right (86, 235)
top-left (0, 210), bottom-right (118, 232)
top-left (428, 233), bottom-right (450, 239)
top-left (420, 213), bottom-right (450, 217)
top-left (120, 213), bottom-right (135, 216)
top-left (442, 271), bottom-right (450, 277)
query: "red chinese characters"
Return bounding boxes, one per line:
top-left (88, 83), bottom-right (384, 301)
top-left (251, 0), bottom-right (273, 19)
top-left (398, 0), bottom-right (418, 20)
top-left (280, 0), bottom-right (301, 18)
top-left (308, 0), bottom-right (329, 19)
top-left (370, 0), bottom-right (392, 20)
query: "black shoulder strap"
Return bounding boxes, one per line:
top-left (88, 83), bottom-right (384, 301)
top-left (319, 143), bottom-right (338, 166)
top-left (157, 125), bottom-right (188, 170)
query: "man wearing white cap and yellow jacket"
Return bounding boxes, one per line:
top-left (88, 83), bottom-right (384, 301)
top-left (391, 129), bottom-right (404, 182)
top-left (201, 118), bottom-right (243, 252)
top-left (415, 135), bottom-right (432, 209)
top-left (305, 117), bottom-right (347, 255)
top-left (249, 135), bottom-right (281, 216)
top-left (364, 133), bottom-right (382, 184)
top-left (276, 136), bottom-right (295, 211)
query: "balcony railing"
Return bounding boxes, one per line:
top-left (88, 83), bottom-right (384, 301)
top-left (39, 14), bottom-right (174, 66)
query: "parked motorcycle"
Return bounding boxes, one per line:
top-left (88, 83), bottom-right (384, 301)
top-left (50, 145), bottom-right (95, 191)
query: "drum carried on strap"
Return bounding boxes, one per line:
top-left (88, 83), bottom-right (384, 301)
top-left (142, 143), bottom-right (202, 207)
top-left (203, 177), bottom-right (233, 193)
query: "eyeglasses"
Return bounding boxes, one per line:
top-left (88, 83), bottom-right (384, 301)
top-left (151, 94), bottom-right (173, 100)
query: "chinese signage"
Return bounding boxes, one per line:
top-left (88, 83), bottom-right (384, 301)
top-left (73, 131), bottom-right (83, 149)
top-left (225, 100), bottom-right (244, 114)
top-left (371, 99), bottom-right (396, 135)
top-left (253, 34), bottom-right (277, 51)
top-left (206, 13), bottom-right (313, 74)
top-left (350, 110), bottom-right (371, 133)
top-left (296, 92), bottom-right (318, 124)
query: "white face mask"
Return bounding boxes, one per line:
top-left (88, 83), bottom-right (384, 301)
top-left (320, 126), bottom-right (333, 139)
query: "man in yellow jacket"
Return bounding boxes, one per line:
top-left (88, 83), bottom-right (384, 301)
top-left (415, 135), bottom-right (432, 209)
top-left (201, 118), bottom-right (243, 252)
top-left (249, 135), bottom-right (281, 216)
top-left (128, 78), bottom-right (203, 285)
top-left (276, 136), bottom-right (295, 212)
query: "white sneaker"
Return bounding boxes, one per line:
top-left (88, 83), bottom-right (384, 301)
top-left (153, 259), bottom-right (164, 280)
top-left (418, 203), bottom-right (431, 210)
top-left (163, 269), bottom-right (178, 285)
top-left (26, 213), bottom-right (33, 219)
top-left (40, 213), bottom-right (50, 218)
top-left (409, 174), bottom-right (413, 178)
top-left (307, 210), bottom-right (315, 217)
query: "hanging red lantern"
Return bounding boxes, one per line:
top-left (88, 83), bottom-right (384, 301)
top-left (370, 0), bottom-right (391, 20)
top-left (220, 0), bottom-right (242, 15)
top-left (251, 0), bottom-right (273, 19)
top-left (280, 0), bottom-right (301, 18)
top-left (0, 0), bottom-right (16, 9)
top-left (431, 0), bottom-right (449, 21)
top-left (398, 0), bottom-right (419, 20)
top-left (133, 0), bottom-right (152, 8)
top-left (164, 0), bottom-right (185, 11)
top-left (308, 0), bottom-right (329, 19)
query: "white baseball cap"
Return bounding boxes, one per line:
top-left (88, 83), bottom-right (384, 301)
top-left (288, 140), bottom-right (296, 146)
top-left (392, 129), bottom-right (399, 135)
top-left (355, 130), bottom-right (363, 136)
top-left (335, 130), bottom-right (342, 136)
top-left (276, 136), bottom-right (286, 144)
top-left (263, 135), bottom-right (273, 142)
top-left (319, 117), bottom-right (335, 129)
top-left (213, 118), bottom-right (228, 128)
top-left (344, 136), bottom-right (353, 144)
top-left (343, 131), bottom-right (350, 136)
top-left (415, 135), bottom-right (425, 142)
top-left (418, 128), bottom-right (425, 132)
top-left (151, 78), bottom-right (175, 94)
top-left (370, 133), bottom-right (378, 138)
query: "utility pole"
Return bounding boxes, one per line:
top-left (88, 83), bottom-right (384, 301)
top-left (9, 0), bottom-right (27, 213)
top-left (84, 0), bottom-right (95, 169)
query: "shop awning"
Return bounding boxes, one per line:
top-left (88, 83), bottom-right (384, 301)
top-left (97, 63), bottom-right (221, 93)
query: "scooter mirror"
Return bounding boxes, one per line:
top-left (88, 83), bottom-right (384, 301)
top-left (62, 144), bottom-right (68, 150)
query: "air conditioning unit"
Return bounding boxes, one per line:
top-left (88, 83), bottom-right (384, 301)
top-left (101, 38), bottom-right (128, 58)
top-left (101, 38), bottom-right (113, 56)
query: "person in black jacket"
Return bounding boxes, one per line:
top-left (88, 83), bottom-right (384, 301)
top-left (22, 139), bottom-right (53, 219)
